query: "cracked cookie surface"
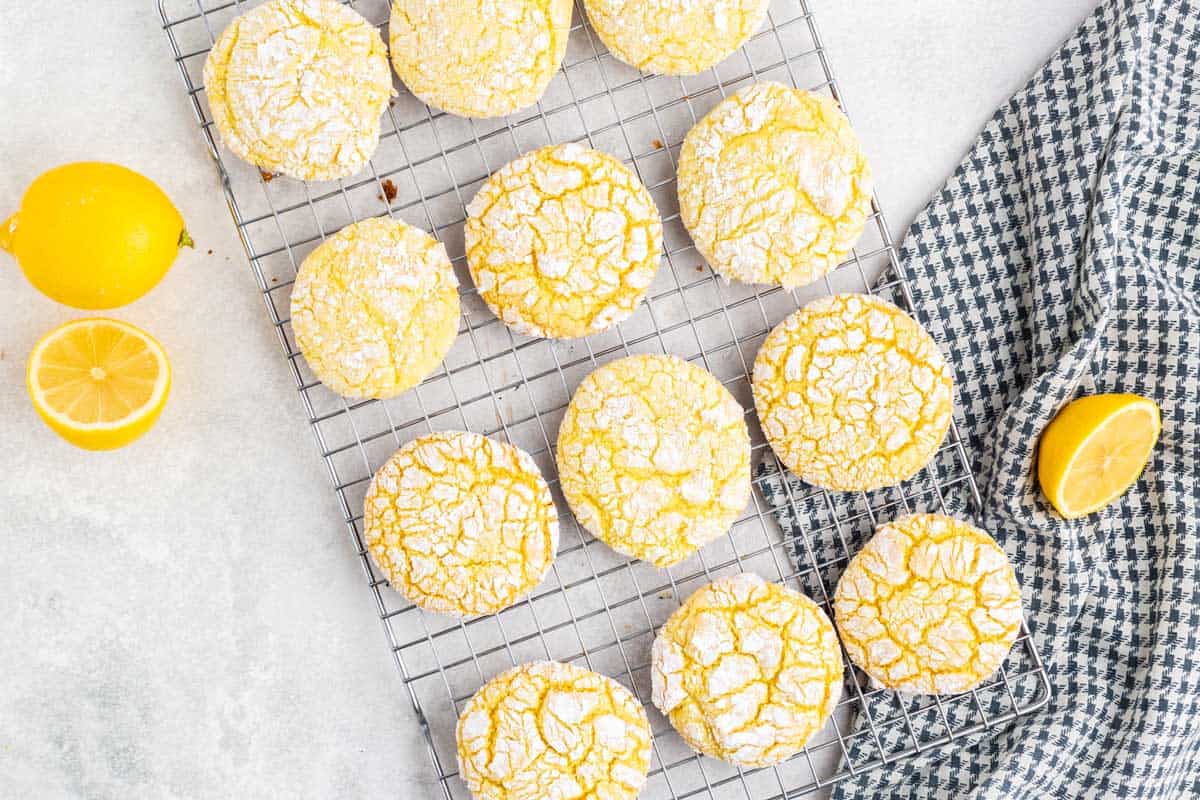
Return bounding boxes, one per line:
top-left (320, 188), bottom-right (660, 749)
top-left (466, 143), bottom-right (663, 339)
top-left (651, 572), bottom-right (842, 767)
top-left (584, 0), bottom-right (769, 75)
top-left (365, 431), bottom-right (558, 617)
top-left (752, 293), bottom-right (953, 491)
top-left (457, 660), bottom-right (651, 800)
top-left (390, 0), bottom-right (572, 118)
top-left (557, 354), bottom-right (750, 567)
top-left (290, 216), bottom-right (459, 399)
top-left (677, 81), bottom-right (873, 288)
top-left (204, 0), bottom-right (392, 180)
top-left (834, 514), bottom-right (1022, 695)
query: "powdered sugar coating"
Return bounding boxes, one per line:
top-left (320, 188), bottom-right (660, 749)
top-left (203, 0), bottom-right (392, 181)
top-left (677, 82), bottom-right (874, 288)
top-left (557, 354), bottom-right (750, 567)
top-left (390, 0), bottom-right (572, 118)
top-left (365, 431), bottom-right (559, 618)
top-left (651, 572), bottom-right (842, 767)
top-left (834, 514), bottom-right (1022, 695)
top-left (752, 293), bottom-right (953, 491)
top-left (585, 0), bottom-right (769, 75)
top-left (466, 143), bottom-right (663, 339)
top-left (290, 216), bottom-right (459, 400)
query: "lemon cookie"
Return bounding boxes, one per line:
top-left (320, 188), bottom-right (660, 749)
top-left (458, 661), bottom-right (651, 800)
top-left (466, 143), bottom-right (663, 339)
top-left (204, 0), bottom-right (392, 181)
top-left (557, 354), bottom-right (750, 567)
top-left (364, 431), bottom-right (558, 617)
top-left (585, 0), bottom-right (769, 75)
top-left (834, 514), bottom-right (1022, 694)
top-left (651, 573), bottom-right (842, 767)
top-left (390, 0), bottom-right (572, 118)
top-left (752, 293), bottom-right (953, 492)
top-left (677, 81), bottom-right (874, 288)
top-left (290, 217), bottom-right (459, 400)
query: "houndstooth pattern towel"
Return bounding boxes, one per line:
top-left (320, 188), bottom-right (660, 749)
top-left (763, 0), bottom-right (1200, 796)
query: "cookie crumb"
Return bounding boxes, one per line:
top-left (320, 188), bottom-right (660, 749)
top-left (207, 249), bottom-right (214, 255)
top-left (381, 179), bottom-right (398, 202)
top-left (260, 170), bottom-right (275, 183)
top-left (651, 138), bottom-right (664, 150)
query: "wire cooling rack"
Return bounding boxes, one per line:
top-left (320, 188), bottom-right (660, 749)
top-left (161, 1), bottom-right (1052, 796)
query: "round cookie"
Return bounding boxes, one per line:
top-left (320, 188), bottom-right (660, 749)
top-left (834, 514), bottom-right (1023, 695)
top-left (585, 0), bottom-right (769, 75)
top-left (204, 0), bottom-right (392, 181)
top-left (390, 0), bottom-right (572, 118)
top-left (677, 81), bottom-right (874, 288)
top-left (290, 216), bottom-right (460, 400)
top-left (457, 661), bottom-right (651, 800)
top-left (466, 143), bottom-right (663, 339)
top-left (364, 431), bottom-right (558, 617)
top-left (557, 354), bottom-right (750, 567)
top-left (752, 293), bottom-right (953, 492)
top-left (651, 573), bottom-right (842, 767)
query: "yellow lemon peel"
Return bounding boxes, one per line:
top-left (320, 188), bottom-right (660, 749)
top-left (557, 354), bottom-right (751, 567)
top-left (651, 572), bottom-right (843, 767)
top-left (834, 513), bottom-right (1022, 695)
top-left (753, 293), bottom-right (954, 492)
top-left (364, 431), bottom-right (558, 617)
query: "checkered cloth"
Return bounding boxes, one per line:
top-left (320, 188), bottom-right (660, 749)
top-left (763, 0), bottom-right (1200, 796)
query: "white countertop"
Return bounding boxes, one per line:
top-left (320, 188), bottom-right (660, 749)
top-left (0, 2), bottom-right (1096, 797)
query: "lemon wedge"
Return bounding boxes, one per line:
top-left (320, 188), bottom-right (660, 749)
top-left (1037, 393), bottom-right (1160, 519)
top-left (26, 318), bottom-right (171, 450)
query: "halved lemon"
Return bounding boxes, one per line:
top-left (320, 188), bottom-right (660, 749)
top-left (26, 318), bottom-right (171, 450)
top-left (1037, 393), bottom-right (1160, 519)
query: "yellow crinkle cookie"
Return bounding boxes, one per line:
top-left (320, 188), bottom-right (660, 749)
top-left (557, 354), bottom-right (750, 567)
top-left (364, 431), bottom-right (559, 617)
top-left (834, 514), bottom-right (1023, 695)
top-left (585, 0), bottom-right (769, 75)
top-left (290, 216), bottom-right (460, 400)
top-left (457, 661), bottom-right (651, 800)
top-left (390, 0), bottom-right (572, 118)
top-left (651, 572), bottom-right (842, 767)
top-left (466, 143), bottom-right (663, 339)
top-left (204, 0), bottom-right (392, 181)
top-left (677, 81), bottom-right (874, 288)
top-left (752, 293), bottom-right (954, 492)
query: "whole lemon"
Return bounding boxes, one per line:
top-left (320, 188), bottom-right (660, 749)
top-left (1, 162), bottom-right (191, 309)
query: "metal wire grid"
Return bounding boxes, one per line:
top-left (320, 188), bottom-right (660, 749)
top-left (160, 0), bottom-right (1052, 796)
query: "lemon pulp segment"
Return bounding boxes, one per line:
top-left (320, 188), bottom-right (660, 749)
top-left (457, 661), bottom-right (651, 800)
top-left (651, 572), bottom-right (842, 767)
top-left (677, 81), bottom-right (874, 288)
top-left (557, 354), bottom-right (751, 567)
top-left (390, 0), bottom-right (572, 118)
top-left (289, 216), bottom-right (460, 400)
top-left (585, 0), bottom-right (769, 75)
top-left (466, 143), bottom-right (663, 339)
top-left (1037, 393), bottom-right (1161, 518)
top-left (753, 293), bottom-right (954, 491)
top-left (26, 318), bottom-right (171, 450)
top-left (834, 513), bottom-right (1022, 695)
top-left (204, 0), bottom-right (392, 180)
top-left (364, 431), bottom-right (558, 617)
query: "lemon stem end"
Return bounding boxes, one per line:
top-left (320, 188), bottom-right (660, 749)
top-left (178, 228), bottom-right (194, 249)
top-left (0, 213), bottom-right (17, 254)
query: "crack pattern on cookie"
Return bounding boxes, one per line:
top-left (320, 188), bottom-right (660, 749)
top-left (557, 354), bottom-right (750, 567)
top-left (677, 81), bottom-right (874, 288)
top-left (390, 0), bottom-right (572, 118)
top-left (290, 217), bottom-right (460, 400)
top-left (364, 431), bottom-right (558, 617)
top-left (466, 143), bottom-right (662, 339)
top-left (834, 514), bottom-right (1023, 695)
top-left (457, 661), bottom-right (651, 800)
top-left (752, 293), bottom-right (953, 491)
top-left (204, 0), bottom-right (392, 180)
top-left (584, 0), bottom-right (770, 75)
top-left (651, 573), bottom-right (842, 767)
